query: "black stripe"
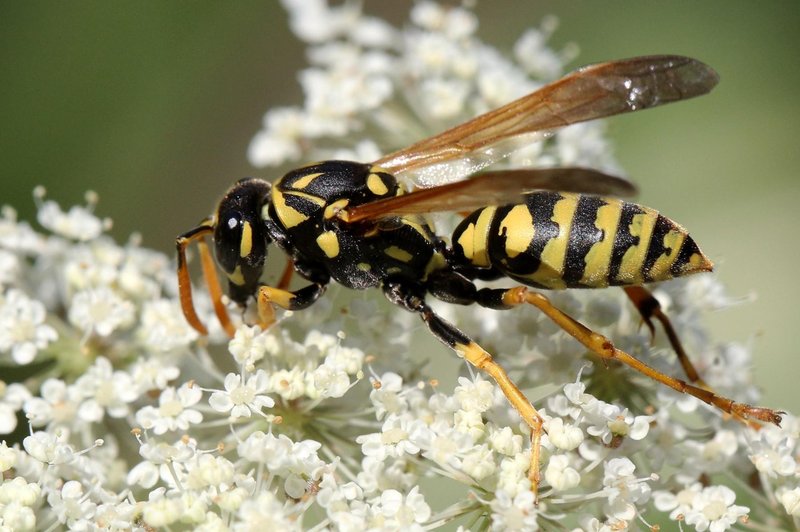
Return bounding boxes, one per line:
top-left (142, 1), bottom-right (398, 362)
top-left (564, 195), bottom-right (606, 286)
top-left (671, 234), bottom-right (702, 277)
top-left (643, 214), bottom-right (674, 281)
top-left (525, 192), bottom-right (562, 271)
top-left (608, 201), bottom-right (644, 283)
top-left (283, 193), bottom-right (320, 218)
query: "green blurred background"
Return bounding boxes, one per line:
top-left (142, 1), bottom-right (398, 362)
top-left (2, 1), bottom-right (798, 412)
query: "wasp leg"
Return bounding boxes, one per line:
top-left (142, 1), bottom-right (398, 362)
top-left (382, 281), bottom-right (545, 500)
top-left (277, 259), bottom-right (295, 290)
top-left (257, 282), bottom-right (328, 329)
top-left (177, 220), bottom-right (236, 337)
top-left (623, 285), bottom-right (705, 386)
top-left (480, 286), bottom-right (782, 427)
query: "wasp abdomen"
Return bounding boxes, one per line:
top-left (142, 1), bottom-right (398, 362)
top-left (452, 191), bottom-right (712, 289)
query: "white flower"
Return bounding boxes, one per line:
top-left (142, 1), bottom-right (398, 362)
top-left (544, 417), bottom-right (584, 451)
top-left (0, 381), bottom-right (31, 434)
top-left (141, 489), bottom-right (183, 528)
top-left (68, 287), bottom-right (135, 338)
top-left (184, 454), bottom-right (234, 490)
top-left (545, 453), bottom-right (581, 491)
top-left (490, 489), bottom-right (538, 531)
top-left (138, 299), bottom-right (199, 351)
top-left (312, 362), bottom-right (351, 398)
top-left (370, 372), bottom-right (408, 420)
top-left (23, 430), bottom-right (75, 465)
top-left (0, 442), bottom-right (18, 472)
top-left (248, 107), bottom-right (307, 167)
top-left (357, 413), bottom-right (424, 461)
top-left (379, 486), bottom-right (431, 528)
top-left (602, 457), bottom-right (651, 522)
top-left (454, 376), bottom-right (495, 413)
top-left (746, 414), bottom-right (798, 477)
top-left (74, 357), bottom-right (139, 421)
top-left (22, 378), bottom-right (79, 428)
top-left (0, 476), bottom-right (41, 506)
top-left (35, 189), bottom-right (107, 241)
top-left (0, 289), bottom-right (57, 364)
top-left (233, 491), bottom-right (297, 531)
top-left (46, 479), bottom-right (97, 528)
top-left (228, 325), bottom-right (269, 366)
top-left (682, 485), bottom-right (748, 532)
top-left (778, 486), bottom-right (800, 517)
top-left (135, 383), bottom-right (203, 434)
top-left (208, 370), bottom-right (274, 419)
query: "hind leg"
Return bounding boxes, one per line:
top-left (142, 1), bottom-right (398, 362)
top-left (473, 285), bottom-right (781, 427)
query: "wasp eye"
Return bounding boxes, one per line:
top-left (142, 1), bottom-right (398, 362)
top-left (214, 211), bottom-right (244, 275)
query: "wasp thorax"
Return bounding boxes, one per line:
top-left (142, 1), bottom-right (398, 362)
top-left (270, 161), bottom-right (399, 231)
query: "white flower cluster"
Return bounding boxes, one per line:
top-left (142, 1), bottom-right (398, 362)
top-left (0, 1), bottom-right (796, 530)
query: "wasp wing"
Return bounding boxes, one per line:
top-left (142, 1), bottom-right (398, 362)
top-left (373, 55), bottom-right (718, 180)
top-left (342, 168), bottom-right (636, 223)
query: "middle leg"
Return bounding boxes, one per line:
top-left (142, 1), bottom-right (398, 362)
top-left (382, 280), bottom-right (546, 498)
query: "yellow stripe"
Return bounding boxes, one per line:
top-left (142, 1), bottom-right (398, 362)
top-left (498, 205), bottom-right (534, 259)
top-left (616, 209), bottom-right (657, 284)
top-left (648, 229), bottom-right (686, 281)
top-left (579, 198), bottom-right (621, 287)
top-left (324, 198), bottom-right (349, 219)
top-left (384, 246), bottom-right (414, 262)
top-left (469, 207), bottom-right (497, 267)
top-left (529, 194), bottom-right (579, 289)
top-left (367, 173), bottom-right (389, 195)
top-left (291, 172), bottom-right (323, 190)
top-left (316, 231), bottom-right (340, 258)
top-left (239, 221), bottom-right (253, 258)
top-left (271, 189), bottom-right (326, 229)
top-left (227, 265), bottom-right (245, 286)
top-left (400, 216), bottom-right (434, 243)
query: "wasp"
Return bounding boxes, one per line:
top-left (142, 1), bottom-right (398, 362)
top-left (177, 55), bottom-right (782, 494)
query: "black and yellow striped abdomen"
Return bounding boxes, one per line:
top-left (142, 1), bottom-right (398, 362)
top-left (451, 191), bottom-right (712, 289)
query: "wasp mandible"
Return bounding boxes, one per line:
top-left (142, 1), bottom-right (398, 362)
top-left (177, 55), bottom-right (782, 495)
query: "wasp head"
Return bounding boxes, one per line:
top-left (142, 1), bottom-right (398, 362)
top-left (213, 178), bottom-right (272, 305)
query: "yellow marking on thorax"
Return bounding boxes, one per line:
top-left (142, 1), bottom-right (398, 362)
top-left (316, 231), bottom-right (340, 258)
top-left (385, 246), bottom-right (414, 263)
top-left (457, 207), bottom-right (496, 268)
top-left (648, 229), bottom-right (686, 281)
top-left (616, 208), bottom-right (657, 284)
top-left (528, 194), bottom-right (579, 289)
top-left (239, 221), bottom-right (253, 258)
top-left (498, 205), bottom-right (534, 259)
top-left (399, 216), bottom-right (434, 243)
top-left (579, 198), bottom-right (621, 287)
top-left (367, 173), bottom-right (389, 195)
top-left (291, 172), bottom-right (323, 190)
top-left (324, 198), bottom-right (350, 219)
top-left (271, 189), bottom-right (326, 229)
